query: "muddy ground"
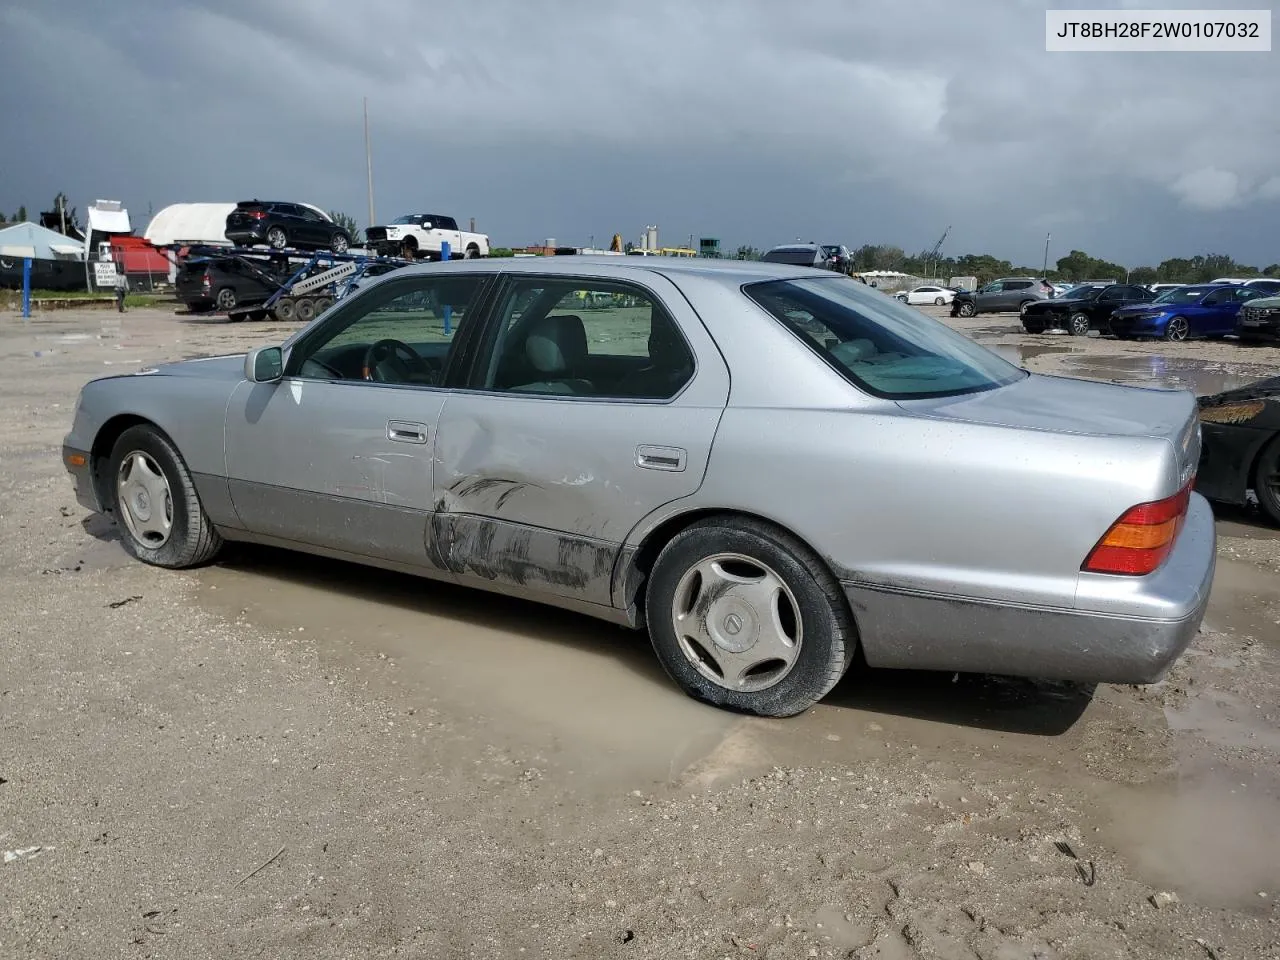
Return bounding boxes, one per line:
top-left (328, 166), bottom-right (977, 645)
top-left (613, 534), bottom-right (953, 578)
top-left (2, 300), bottom-right (1279, 960)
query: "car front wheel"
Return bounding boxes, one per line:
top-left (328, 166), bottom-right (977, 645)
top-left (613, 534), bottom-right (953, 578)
top-left (109, 425), bottom-right (223, 568)
top-left (645, 517), bottom-right (855, 717)
top-left (1068, 312), bottom-right (1090, 336)
top-left (1164, 316), bottom-right (1189, 341)
top-left (957, 302), bottom-right (976, 318)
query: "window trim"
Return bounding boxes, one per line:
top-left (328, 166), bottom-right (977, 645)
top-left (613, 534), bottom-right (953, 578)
top-left (455, 271), bottom-right (700, 405)
top-left (279, 270), bottom-right (499, 390)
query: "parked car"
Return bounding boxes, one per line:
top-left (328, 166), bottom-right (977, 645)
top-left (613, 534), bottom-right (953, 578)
top-left (365, 213), bottom-right (489, 261)
top-left (1241, 278), bottom-right (1280, 295)
top-left (1147, 283), bottom-right (1185, 295)
top-left (174, 255), bottom-right (282, 314)
top-left (760, 243), bottom-right (830, 269)
top-left (1108, 283), bottom-right (1266, 341)
top-left (949, 277), bottom-right (1055, 317)
top-left (225, 200), bottom-right (351, 253)
top-left (62, 257), bottom-right (1214, 718)
top-left (1195, 373), bottom-right (1280, 525)
top-left (1022, 283), bottom-right (1156, 336)
top-left (819, 244), bottom-right (853, 272)
top-left (895, 285), bottom-right (956, 306)
top-left (1236, 294), bottom-right (1280, 344)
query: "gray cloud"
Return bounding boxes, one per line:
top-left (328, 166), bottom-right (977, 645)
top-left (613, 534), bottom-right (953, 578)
top-left (3, 0), bottom-right (1277, 267)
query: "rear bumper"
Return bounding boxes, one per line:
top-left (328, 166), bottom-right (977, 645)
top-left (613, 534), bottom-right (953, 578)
top-left (843, 495), bottom-right (1215, 684)
top-left (1021, 311), bottom-right (1066, 332)
top-left (225, 225), bottom-right (268, 244)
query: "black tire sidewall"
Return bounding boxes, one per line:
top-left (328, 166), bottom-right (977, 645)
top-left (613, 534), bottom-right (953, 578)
top-left (268, 227), bottom-right (287, 249)
top-left (1069, 313), bottom-right (1089, 336)
top-left (1254, 437), bottom-right (1280, 526)
top-left (959, 303), bottom-right (975, 317)
top-left (108, 426), bottom-right (204, 567)
top-left (645, 522), bottom-right (850, 717)
top-left (216, 287), bottom-right (237, 311)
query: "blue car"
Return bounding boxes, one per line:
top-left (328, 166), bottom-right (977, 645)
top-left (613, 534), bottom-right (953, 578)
top-left (1108, 283), bottom-right (1266, 341)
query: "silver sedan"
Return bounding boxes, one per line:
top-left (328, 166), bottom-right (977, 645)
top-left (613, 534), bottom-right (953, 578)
top-left (62, 257), bottom-right (1215, 717)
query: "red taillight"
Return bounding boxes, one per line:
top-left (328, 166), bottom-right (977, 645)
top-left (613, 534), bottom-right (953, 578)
top-left (248, 210), bottom-right (266, 220)
top-left (201, 272), bottom-right (211, 292)
top-left (1082, 480), bottom-right (1193, 576)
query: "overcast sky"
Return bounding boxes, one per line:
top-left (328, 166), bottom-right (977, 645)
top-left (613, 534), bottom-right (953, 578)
top-left (4, 0), bottom-right (1277, 267)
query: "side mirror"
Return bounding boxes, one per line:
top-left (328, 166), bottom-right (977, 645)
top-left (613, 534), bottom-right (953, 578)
top-left (245, 345), bottom-right (283, 383)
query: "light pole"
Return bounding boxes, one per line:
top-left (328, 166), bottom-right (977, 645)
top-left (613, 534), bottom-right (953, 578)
top-left (1043, 233), bottom-right (1051, 276)
top-left (364, 97), bottom-right (376, 229)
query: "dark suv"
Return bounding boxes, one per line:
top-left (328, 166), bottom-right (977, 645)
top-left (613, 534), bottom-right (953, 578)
top-left (175, 256), bottom-right (283, 314)
top-left (1022, 283), bottom-right (1156, 335)
top-left (950, 277), bottom-right (1054, 317)
top-left (762, 243), bottom-right (838, 270)
top-left (224, 201), bottom-right (351, 253)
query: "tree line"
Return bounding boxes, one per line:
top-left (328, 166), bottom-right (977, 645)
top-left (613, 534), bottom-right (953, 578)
top-left (730, 243), bottom-right (1279, 286)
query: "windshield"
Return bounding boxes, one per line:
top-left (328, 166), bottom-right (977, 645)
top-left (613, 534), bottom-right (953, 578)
top-left (744, 277), bottom-right (1027, 400)
top-left (1154, 286), bottom-right (1209, 304)
top-left (1064, 285), bottom-right (1102, 300)
top-left (390, 215), bottom-right (422, 225)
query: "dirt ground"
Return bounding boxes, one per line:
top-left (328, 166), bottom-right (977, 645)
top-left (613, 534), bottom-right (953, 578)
top-left (2, 299), bottom-right (1279, 960)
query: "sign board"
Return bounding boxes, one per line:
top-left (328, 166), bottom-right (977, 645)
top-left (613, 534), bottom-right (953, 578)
top-left (93, 261), bottom-right (119, 287)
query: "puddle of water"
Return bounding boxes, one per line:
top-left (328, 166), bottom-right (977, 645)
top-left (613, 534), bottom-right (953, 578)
top-left (198, 547), bottom-right (737, 791)
top-left (989, 343), bottom-right (1078, 366)
top-left (1057, 355), bottom-right (1276, 397)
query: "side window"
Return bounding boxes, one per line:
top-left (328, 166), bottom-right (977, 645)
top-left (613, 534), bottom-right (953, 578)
top-left (1202, 289), bottom-right (1229, 305)
top-left (1006, 280), bottom-right (1031, 291)
top-left (286, 274), bottom-right (487, 385)
top-left (983, 282), bottom-right (1004, 292)
top-left (437, 217), bottom-right (459, 231)
top-left (478, 278), bottom-right (694, 400)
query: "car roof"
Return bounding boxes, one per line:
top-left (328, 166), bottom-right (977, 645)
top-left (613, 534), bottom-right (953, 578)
top-left (380, 253), bottom-right (835, 287)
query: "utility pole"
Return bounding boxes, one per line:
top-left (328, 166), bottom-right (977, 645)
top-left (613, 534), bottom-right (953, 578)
top-left (58, 194), bottom-right (66, 236)
top-left (1043, 233), bottom-right (1051, 276)
top-left (364, 97), bottom-right (376, 229)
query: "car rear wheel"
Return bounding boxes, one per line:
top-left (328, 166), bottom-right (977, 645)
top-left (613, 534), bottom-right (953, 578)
top-left (1164, 316), bottom-right (1189, 341)
top-left (957, 302), bottom-right (976, 318)
top-left (934, 296), bottom-right (945, 305)
top-left (1254, 436), bottom-right (1280, 527)
top-left (465, 243), bottom-right (479, 259)
top-left (266, 227), bottom-right (288, 250)
top-left (214, 287), bottom-right (237, 311)
top-left (331, 233), bottom-right (350, 254)
top-left (645, 517), bottom-right (856, 717)
top-left (109, 425), bottom-right (223, 568)
top-left (1067, 312), bottom-right (1090, 336)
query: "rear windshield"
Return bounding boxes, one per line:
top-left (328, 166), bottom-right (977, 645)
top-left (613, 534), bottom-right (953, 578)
top-left (762, 248), bottom-right (818, 265)
top-left (744, 277), bottom-right (1026, 400)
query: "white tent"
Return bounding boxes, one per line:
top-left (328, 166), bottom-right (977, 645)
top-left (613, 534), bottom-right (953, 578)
top-left (143, 202), bottom-right (237, 248)
top-left (0, 221), bottom-right (85, 261)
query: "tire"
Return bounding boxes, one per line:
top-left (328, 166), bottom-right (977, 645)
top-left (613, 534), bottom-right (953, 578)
top-left (214, 287), bottom-right (237, 312)
top-left (1067, 312), bottom-right (1090, 336)
top-left (957, 302), bottom-right (976, 318)
top-left (895, 294), bottom-right (908, 303)
top-left (465, 243), bottom-right (479, 259)
top-left (1254, 436), bottom-right (1280, 527)
top-left (274, 298), bottom-right (296, 322)
top-left (266, 226), bottom-right (288, 250)
top-left (934, 296), bottom-right (945, 306)
top-left (1164, 316), bottom-right (1189, 341)
top-left (644, 517), bottom-right (856, 717)
top-left (1018, 300), bottom-right (1035, 316)
top-left (331, 232), bottom-right (350, 254)
top-left (294, 298), bottom-right (316, 323)
top-left (108, 425), bottom-right (222, 568)
top-left (313, 296), bottom-right (333, 315)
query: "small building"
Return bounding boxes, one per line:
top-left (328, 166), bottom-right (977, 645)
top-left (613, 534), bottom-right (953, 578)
top-left (0, 221), bottom-right (86, 292)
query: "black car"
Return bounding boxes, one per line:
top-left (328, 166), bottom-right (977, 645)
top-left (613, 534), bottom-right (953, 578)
top-left (175, 255), bottom-right (283, 314)
top-left (1196, 375), bottom-right (1280, 525)
top-left (761, 243), bottom-right (835, 270)
top-left (1236, 294), bottom-right (1280, 344)
top-left (224, 200), bottom-right (351, 253)
top-left (1021, 283), bottom-right (1156, 335)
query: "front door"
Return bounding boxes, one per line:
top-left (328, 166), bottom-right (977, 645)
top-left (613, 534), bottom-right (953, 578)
top-left (224, 271), bottom-right (494, 566)
top-left (430, 271), bottom-right (731, 609)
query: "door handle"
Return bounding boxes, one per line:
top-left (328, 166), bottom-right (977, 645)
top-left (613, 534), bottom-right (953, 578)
top-left (387, 420), bottom-right (428, 444)
top-left (636, 445), bottom-right (686, 472)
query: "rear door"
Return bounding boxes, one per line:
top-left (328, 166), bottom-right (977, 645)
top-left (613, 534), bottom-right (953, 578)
top-left (428, 269), bottom-right (730, 608)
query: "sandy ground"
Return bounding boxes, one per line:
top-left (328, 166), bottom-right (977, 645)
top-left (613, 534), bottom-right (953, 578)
top-left (2, 300), bottom-right (1279, 960)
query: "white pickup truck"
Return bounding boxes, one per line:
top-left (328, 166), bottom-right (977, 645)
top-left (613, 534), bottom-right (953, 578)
top-left (365, 214), bottom-right (490, 261)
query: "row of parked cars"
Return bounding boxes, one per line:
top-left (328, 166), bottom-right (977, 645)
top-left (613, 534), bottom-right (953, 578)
top-left (942, 276), bottom-right (1280, 343)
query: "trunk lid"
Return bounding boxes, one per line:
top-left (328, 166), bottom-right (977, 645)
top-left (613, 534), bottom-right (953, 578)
top-left (897, 371), bottom-right (1199, 486)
